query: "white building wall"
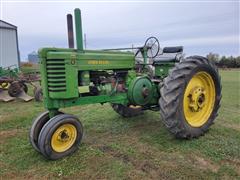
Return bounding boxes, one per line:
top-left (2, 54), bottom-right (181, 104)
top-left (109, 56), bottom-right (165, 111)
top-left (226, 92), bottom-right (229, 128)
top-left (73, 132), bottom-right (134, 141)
top-left (0, 28), bottom-right (19, 68)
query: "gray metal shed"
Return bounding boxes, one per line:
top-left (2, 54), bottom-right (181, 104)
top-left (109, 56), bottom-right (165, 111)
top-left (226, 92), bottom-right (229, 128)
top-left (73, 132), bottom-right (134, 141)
top-left (0, 20), bottom-right (20, 69)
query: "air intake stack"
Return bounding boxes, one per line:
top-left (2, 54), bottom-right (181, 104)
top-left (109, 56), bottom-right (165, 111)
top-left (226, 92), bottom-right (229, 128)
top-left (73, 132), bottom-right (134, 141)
top-left (74, 8), bottom-right (84, 51)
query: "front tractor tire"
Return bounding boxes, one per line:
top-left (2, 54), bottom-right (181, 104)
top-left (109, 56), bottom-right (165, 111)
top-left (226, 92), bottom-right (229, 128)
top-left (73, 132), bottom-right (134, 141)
top-left (38, 114), bottom-right (83, 160)
top-left (29, 111), bottom-right (63, 152)
top-left (159, 56), bottom-right (221, 139)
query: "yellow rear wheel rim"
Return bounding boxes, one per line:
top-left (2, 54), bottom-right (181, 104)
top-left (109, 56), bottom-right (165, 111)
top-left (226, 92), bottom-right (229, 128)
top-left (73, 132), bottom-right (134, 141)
top-left (51, 124), bottom-right (77, 153)
top-left (183, 71), bottom-right (215, 127)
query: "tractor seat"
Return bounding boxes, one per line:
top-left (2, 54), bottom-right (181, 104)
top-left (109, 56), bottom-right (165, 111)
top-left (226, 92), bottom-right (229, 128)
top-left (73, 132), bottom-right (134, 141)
top-left (153, 56), bottom-right (177, 64)
top-left (153, 46), bottom-right (183, 64)
top-left (163, 46), bottom-right (183, 53)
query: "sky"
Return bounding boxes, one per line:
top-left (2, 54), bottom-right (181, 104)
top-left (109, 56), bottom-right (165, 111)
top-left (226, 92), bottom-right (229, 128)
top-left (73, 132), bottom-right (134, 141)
top-left (1, 0), bottom-right (239, 61)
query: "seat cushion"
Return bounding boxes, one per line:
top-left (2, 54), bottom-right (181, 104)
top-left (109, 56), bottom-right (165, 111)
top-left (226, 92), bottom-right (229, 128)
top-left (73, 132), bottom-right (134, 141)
top-left (153, 57), bottom-right (176, 64)
top-left (163, 46), bottom-right (183, 53)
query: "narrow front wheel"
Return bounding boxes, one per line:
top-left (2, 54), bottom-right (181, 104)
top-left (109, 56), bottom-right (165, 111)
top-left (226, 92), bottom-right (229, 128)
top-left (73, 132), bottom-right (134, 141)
top-left (38, 114), bottom-right (83, 160)
top-left (29, 111), bottom-right (63, 152)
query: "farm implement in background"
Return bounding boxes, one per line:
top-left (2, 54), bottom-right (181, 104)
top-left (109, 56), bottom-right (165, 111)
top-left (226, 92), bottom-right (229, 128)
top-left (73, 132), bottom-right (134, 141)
top-left (0, 65), bottom-right (42, 102)
top-left (30, 8), bottom-right (222, 160)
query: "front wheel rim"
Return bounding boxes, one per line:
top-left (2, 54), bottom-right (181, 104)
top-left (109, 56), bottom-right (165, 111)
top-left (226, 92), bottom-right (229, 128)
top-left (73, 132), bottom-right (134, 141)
top-left (51, 123), bottom-right (77, 153)
top-left (183, 71), bottom-right (216, 127)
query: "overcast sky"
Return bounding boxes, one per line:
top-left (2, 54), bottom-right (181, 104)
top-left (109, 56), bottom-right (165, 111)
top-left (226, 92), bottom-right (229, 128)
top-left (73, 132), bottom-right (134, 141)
top-left (1, 1), bottom-right (239, 60)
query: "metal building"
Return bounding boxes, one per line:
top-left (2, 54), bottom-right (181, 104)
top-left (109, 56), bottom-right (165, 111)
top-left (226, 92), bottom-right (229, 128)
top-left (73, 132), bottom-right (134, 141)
top-left (0, 20), bottom-right (20, 69)
top-left (28, 51), bottom-right (39, 64)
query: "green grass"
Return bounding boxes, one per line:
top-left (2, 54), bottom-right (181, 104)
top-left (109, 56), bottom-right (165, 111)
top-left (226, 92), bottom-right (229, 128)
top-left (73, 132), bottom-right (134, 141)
top-left (0, 70), bottom-right (239, 179)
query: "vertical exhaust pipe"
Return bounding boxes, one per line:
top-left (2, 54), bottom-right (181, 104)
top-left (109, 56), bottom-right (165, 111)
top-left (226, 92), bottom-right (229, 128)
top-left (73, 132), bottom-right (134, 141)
top-left (67, 14), bottom-right (74, 48)
top-left (74, 8), bottom-right (84, 51)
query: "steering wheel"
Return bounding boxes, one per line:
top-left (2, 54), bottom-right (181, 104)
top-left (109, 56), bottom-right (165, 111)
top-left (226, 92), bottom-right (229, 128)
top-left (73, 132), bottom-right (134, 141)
top-left (144, 36), bottom-right (160, 58)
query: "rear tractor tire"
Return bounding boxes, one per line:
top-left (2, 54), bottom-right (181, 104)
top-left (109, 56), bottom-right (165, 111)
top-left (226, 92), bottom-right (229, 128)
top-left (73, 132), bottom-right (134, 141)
top-left (111, 104), bottom-right (143, 118)
top-left (159, 56), bottom-right (221, 139)
top-left (38, 114), bottom-right (83, 160)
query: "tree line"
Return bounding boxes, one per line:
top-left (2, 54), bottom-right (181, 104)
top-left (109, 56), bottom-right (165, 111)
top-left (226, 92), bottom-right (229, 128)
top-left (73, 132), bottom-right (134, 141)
top-left (206, 53), bottom-right (240, 68)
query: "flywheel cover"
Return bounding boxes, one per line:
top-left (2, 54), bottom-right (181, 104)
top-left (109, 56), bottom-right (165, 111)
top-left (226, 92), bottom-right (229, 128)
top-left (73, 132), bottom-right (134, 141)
top-left (128, 76), bottom-right (153, 106)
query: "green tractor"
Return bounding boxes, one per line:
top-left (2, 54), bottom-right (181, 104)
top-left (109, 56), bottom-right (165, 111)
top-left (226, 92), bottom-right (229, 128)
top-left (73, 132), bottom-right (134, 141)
top-left (30, 9), bottom-right (222, 160)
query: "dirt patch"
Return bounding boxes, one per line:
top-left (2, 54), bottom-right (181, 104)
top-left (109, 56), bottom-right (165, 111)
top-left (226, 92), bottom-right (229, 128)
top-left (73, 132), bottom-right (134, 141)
top-left (0, 115), bottom-right (11, 123)
top-left (97, 144), bottom-right (169, 179)
top-left (0, 129), bottom-right (23, 143)
top-left (221, 159), bottom-right (240, 175)
top-left (140, 161), bottom-right (157, 172)
top-left (84, 130), bottom-right (181, 177)
top-left (222, 159), bottom-right (240, 166)
top-left (220, 122), bottom-right (240, 131)
top-left (82, 129), bottom-right (238, 179)
top-left (1, 171), bottom-right (53, 180)
top-left (191, 155), bottom-right (220, 173)
top-left (98, 145), bottom-right (131, 164)
top-left (129, 121), bottom-right (162, 130)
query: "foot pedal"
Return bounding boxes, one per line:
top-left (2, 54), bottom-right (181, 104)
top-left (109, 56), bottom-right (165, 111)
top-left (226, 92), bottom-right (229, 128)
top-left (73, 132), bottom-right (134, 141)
top-left (17, 91), bottom-right (34, 102)
top-left (0, 90), bottom-right (15, 102)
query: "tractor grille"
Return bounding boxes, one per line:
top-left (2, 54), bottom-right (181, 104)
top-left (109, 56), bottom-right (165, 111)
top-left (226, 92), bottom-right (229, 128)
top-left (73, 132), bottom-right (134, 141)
top-left (46, 59), bottom-right (66, 92)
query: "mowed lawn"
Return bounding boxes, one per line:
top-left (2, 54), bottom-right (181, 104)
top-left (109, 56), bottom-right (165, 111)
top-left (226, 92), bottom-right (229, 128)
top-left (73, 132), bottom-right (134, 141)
top-left (0, 70), bottom-right (239, 179)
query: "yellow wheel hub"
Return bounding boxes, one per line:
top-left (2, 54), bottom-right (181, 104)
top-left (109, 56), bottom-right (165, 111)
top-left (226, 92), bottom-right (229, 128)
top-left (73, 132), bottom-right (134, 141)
top-left (0, 82), bottom-right (10, 89)
top-left (183, 71), bottom-right (215, 127)
top-left (51, 124), bottom-right (77, 153)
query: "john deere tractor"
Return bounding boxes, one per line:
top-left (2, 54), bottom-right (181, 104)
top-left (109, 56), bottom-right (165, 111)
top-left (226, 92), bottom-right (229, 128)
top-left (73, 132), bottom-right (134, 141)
top-left (30, 9), bottom-right (222, 160)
